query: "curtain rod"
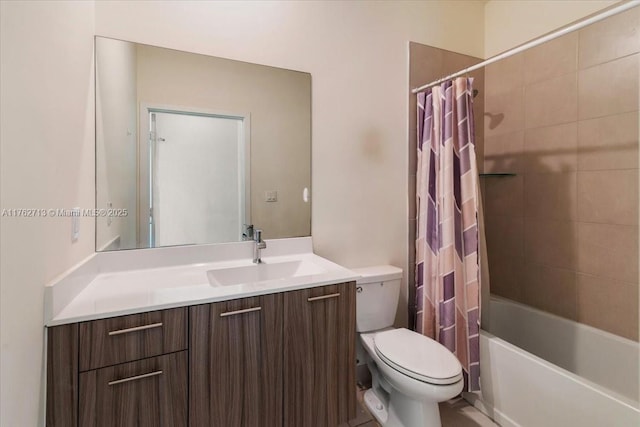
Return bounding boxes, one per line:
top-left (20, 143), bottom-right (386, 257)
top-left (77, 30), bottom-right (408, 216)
top-left (411, 0), bottom-right (640, 94)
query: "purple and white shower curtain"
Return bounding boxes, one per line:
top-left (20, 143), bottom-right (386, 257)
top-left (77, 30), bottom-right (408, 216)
top-left (415, 78), bottom-right (481, 392)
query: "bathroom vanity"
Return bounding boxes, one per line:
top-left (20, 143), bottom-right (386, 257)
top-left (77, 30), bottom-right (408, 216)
top-left (45, 37), bottom-right (350, 426)
top-left (45, 238), bottom-right (358, 427)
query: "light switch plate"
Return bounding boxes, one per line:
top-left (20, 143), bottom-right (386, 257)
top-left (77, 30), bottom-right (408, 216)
top-left (265, 191), bottom-right (278, 202)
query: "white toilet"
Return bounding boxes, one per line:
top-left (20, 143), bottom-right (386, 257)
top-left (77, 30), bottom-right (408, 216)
top-left (353, 265), bottom-right (464, 427)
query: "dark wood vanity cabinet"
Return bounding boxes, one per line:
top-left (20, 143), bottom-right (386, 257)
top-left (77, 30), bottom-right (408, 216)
top-left (47, 308), bottom-right (188, 427)
top-left (47, 323), bottom-right (79, 427)
top-left (47, 282), bottom-right (356, 427)
top-left (79, 351), bottom-right (188, 427)
top-left (283, 282), bottom-right (357, 427)
top-left (189, 293), bottom-right (283, 427)
top-left (78, 308), bottom-right (187, 371)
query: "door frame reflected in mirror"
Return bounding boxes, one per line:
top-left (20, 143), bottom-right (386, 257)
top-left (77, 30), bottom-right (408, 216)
top-left (138, 104), bottom-right (251, 248)
top-left (95, 36), bottom-right (311, 252)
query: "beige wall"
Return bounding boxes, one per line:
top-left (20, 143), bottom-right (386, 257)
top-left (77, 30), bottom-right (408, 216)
top-left (95, 37), bottom-right (138, 250)
top-left (0, 2), bottom-right (95, 426)
top-left (1, 2), bottom-right (485, 425)
top-left (95, 0), bottom-right (486, 329)
top-left (3, 1), bottom-right (629, 425)
top-left (135, 44), bottom-right (311, 241)
top-left (483, 6), bottom-right (639, 341)
top-left (484, 0), bottom-right (620, 57)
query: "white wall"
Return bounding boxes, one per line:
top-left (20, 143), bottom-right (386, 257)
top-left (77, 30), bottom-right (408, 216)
top-left (484, 0), bottom-right (620, 57)
top-left (0, 2), bottom-right (95, 427)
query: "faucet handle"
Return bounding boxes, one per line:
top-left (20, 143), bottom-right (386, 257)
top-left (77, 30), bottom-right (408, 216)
top-left (254, 229), bottom-right (263, 242)
top-left (242, 224), bottom-right (254, 241)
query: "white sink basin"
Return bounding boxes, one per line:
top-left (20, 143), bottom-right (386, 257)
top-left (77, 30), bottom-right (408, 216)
top-left (206, 259), bottom-right (327, 286)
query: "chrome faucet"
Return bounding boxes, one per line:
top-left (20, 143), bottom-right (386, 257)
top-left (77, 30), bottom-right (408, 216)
top-left (242, 224), bottom-right (254, 241)
top-left (253, 229), bottom-right (267, 264)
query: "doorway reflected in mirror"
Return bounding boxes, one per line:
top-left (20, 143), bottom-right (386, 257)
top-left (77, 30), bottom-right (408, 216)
top-left (95, 37), bottom-right (311, 251)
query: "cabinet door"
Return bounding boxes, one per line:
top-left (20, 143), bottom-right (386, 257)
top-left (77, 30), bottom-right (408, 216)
top-left (283, 282), bottom-right (357, 427)
top-left (189, 293), bottom-right (283, 427)
top-left (79, 351), bottom-right (188, 427)
top-left (47, 324), bottom-right (78, 427)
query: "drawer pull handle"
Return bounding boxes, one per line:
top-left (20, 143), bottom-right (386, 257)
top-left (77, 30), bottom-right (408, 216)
top-left (307, 292), bottom-right (340, 302)
top-left (108, 370), bottom-right (163, 386)
top-left (108, 322), bottom-right (163, 336)
top-left (220, 306), bottom-right (262, 317)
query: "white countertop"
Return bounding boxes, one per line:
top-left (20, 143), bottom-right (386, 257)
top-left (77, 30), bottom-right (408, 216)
top-left (45, 238), bottom-right (359, 326)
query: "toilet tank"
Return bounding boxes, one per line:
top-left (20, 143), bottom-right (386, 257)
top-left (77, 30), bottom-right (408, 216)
top-left (352, 265), bottom-right (403, 332)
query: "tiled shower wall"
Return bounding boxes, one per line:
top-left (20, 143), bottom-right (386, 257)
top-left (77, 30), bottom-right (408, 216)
top-left (483, 7), bottom-right (639, 341)
top-left (408, 43), bottom-right (484, 329)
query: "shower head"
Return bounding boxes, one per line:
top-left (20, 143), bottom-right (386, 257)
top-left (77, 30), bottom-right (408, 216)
top-left (484, 112), bottom-right (504, 130)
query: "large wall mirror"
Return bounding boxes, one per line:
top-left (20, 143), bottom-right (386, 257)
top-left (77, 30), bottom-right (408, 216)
top-left (95, 36), bottom-right (311, 251)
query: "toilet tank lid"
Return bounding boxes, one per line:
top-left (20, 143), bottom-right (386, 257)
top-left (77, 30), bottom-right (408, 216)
top-left (352, 265), bottom-right (402, 284)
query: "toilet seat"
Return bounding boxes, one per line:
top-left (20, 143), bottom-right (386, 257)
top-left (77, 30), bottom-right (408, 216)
top-left (374, 328), bottom-right (463, 385)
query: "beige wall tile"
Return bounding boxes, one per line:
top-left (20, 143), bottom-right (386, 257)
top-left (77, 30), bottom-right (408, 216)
top-left (443, 51), bottom-right (482, 76)
top-left (524, 219), bottom-right (577, 270)
top-left (482, 9), bottom-right (640, 340)
top-left (486, 52), bottom-right (524, 96)
top-left (485, 86), bottom-right (525, 137)
top-left (485, 175), bottom-right (523, 217)
top-left (578, 6), bottom-right (640, 69)
top-left (486, 215), bottom-right (524, 259)
top-left (474, 105), bottom-right (485, 174)
top-left (525, 32), bottom-right (578, 85)
top-left (524, 172), bottom-right (577, 220)
top-left (577, 222), bottom-right (639, 284)
top-left (523, 263), bottom-right (577, 320)
top-left (409, 42), bottom-right (445, 88)
top-left (469, 66), bottom-right (485, 176)
top-left (524, 122), bottom-right (577, 172)
top-left (409, 138), bottom-right (417, 180)
top-left (578, 53), bottom-right (639, 120)
top-left (484, 130), bottom-right (524, 174)
top-left (410, 102), bottom-right (418, 178)
top-left (488, 255), bottom-right (525, 303)
top-left (577, 169), bottom-right (639, 225)
top-left (408, 218), bottom-right (417, 271)
top-left (577, 273), bottom-right (639, 341)
top-left (577, 111), bottom-right (639, 171)
top-left (471, 68), bottom-right (485, 173)
top-left (525, 72), bottom-right (578, 129)
top-left (471, 73), bottom-right (485, 108)
top-left (409, 174), bottom-right (417, 220)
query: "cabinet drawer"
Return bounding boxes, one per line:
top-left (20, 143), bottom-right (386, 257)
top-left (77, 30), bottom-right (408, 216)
top-left (79, 308), bottom-right (187, 371)
top-left (79, 351), bottom-right (187, 427)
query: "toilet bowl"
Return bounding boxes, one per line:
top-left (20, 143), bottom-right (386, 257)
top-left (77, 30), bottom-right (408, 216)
top-left (353, 266), bottom-right (463, 427)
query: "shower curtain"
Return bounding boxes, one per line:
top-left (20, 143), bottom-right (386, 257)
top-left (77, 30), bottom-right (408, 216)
top-left (415, 77), bottom-right (481, 392)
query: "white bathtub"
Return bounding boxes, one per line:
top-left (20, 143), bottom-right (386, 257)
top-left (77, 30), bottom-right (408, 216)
top-left (464, 296), bottom-right (640, 427)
